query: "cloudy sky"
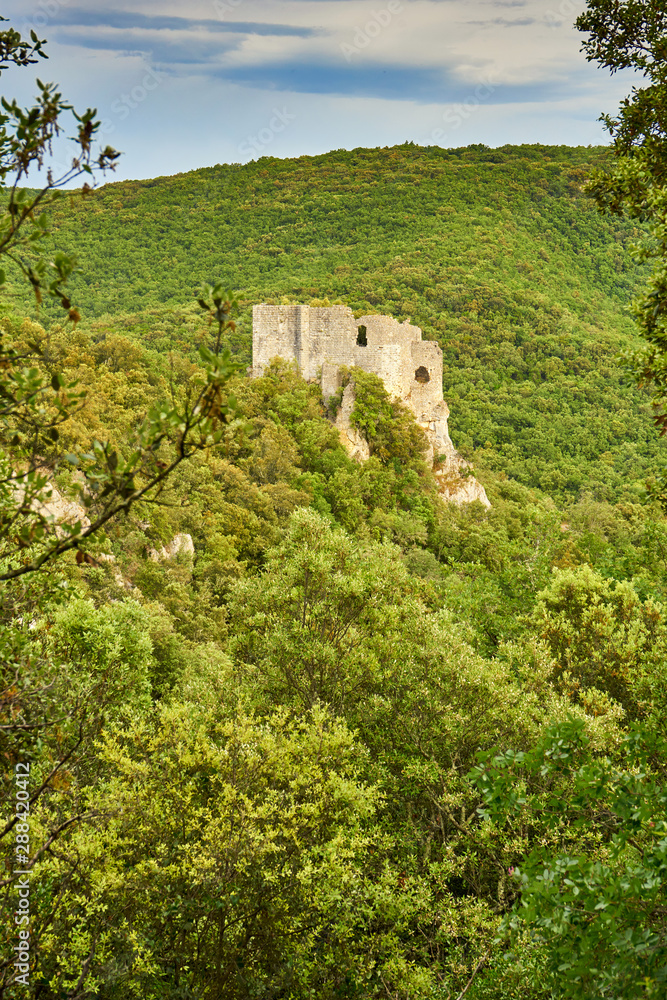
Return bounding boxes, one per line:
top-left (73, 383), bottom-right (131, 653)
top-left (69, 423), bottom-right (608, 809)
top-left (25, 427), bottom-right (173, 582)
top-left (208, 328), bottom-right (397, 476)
top-left (3, 0), bottom-right (636, 182)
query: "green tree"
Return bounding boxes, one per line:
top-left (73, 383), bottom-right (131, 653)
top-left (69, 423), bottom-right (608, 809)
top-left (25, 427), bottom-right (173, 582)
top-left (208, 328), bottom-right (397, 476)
top-left (226, 506), bottom-right (428, 716)
top-left (0, 283), bottom-right (242, 582)
top-left (0, 19), bottom-right (118, 312)
top-left (577, 3), bottom-right (667, 454)
top-left (345, 366), bottom-right (429, 467)
top-left (31, 703), bottom-right (392, 999)
top-left (227, 508), bottom-right (615, 998)
top-left (529, 564), bottom-right (667, 719)
top-left (0, 26), bottom-right (244, 989)
top-left (473, 719), bottom-right (667, 1000)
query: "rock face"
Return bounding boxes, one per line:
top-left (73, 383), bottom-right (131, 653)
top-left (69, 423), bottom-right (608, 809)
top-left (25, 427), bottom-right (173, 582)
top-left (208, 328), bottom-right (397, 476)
top-left (334, 384), bottom-right (371, 463)
top-left (148, 533), bottom-right (195, 562)
top-left (30, 482), bottom-right (91, 535)
top-left (253, 304), bottom-right (490, 507)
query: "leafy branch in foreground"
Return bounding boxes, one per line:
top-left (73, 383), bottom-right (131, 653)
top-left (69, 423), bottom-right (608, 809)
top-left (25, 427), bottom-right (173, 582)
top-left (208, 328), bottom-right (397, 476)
top-left (0, 17), bottom-right (46, 71)
top-left (0, 22), bottom-right (119, 316)
top-left (0, 285), bottom-right (244, 581)
top-left (472, 719), bottom-right (667, 999)
top-left (0, 20), bottom-right (244, 580)
top-left (576, 3), bottom-right (667, 485)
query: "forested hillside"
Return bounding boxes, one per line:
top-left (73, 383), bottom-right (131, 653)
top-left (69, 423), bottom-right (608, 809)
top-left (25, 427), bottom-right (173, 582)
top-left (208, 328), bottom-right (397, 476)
top-left (3, 143), bottom-right (667, 1000)
top-left (27, 142), bottom-right (664, 506)
top-left (45, 143), bottom-right (640, 320)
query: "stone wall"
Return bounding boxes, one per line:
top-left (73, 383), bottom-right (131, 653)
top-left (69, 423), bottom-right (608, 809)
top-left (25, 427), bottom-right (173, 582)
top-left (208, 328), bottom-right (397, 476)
top-left (252, 304), bottom-right (428, 395)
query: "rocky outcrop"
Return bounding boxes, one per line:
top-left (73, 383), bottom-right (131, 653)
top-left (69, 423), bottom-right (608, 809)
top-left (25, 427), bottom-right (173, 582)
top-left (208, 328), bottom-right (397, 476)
top-left (333, 380), bottom-right (490, 507)
top-left (334, 384), bottom-right (371, 462)
top-left (29, 481), bottom-right (91, 535)
top-left (434, 460), bottom-right (490, 507)
top-left (402, 384), bottom-right (490, 508)
top-left (148, 533), bottom-right (195, 562)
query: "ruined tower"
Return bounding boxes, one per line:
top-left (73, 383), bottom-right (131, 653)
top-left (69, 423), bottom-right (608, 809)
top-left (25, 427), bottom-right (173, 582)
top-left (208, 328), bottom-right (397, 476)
top-left (252, 304), bottom-right (489, 506)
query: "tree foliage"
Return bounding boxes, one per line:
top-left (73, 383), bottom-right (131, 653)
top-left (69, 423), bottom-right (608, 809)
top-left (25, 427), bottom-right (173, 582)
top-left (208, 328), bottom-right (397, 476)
top-left (577, 2), bottom-right (667, 467)
top-left (33, 705), bottom-right (388, 1000)
top-left (474, 719), bottom-right (667, 1000)
top-left (530, 564), bottom-right (667, 719)
top-left (345, 366), bottom-right (429, 467)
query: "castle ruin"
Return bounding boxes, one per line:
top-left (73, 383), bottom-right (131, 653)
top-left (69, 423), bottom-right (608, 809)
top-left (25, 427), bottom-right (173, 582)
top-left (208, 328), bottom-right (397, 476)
top-left (252, 304), bottom-right (489, 506)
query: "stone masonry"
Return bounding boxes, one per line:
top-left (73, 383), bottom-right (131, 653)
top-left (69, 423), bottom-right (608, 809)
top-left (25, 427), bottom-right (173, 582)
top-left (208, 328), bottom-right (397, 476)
top-left (252, 304), bottom-right (489, 506)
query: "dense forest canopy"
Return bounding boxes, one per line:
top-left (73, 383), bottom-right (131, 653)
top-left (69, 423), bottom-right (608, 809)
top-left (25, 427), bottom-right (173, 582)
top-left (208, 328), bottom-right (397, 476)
top-left (38, 144), bottom-right (642, 316)
top-left (2, 76), bottom-right (667, 1000)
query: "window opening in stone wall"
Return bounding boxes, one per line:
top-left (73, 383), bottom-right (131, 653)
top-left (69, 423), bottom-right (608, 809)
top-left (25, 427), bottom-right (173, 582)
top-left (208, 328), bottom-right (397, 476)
top-left (357, 325), bottom-right (367, 346)
top-left (415, 366), bottom-right (430, 384)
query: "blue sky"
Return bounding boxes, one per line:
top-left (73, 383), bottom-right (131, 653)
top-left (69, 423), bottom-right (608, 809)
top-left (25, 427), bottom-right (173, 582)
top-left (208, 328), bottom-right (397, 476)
top-left (2, 0), bottom-right (637, 182)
